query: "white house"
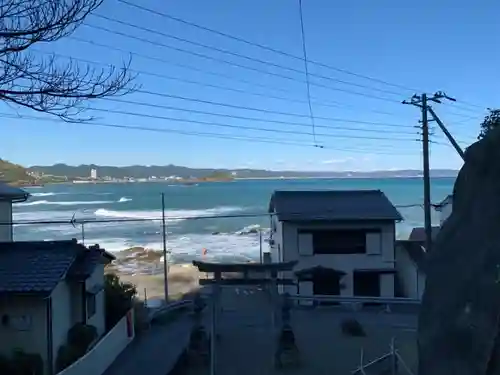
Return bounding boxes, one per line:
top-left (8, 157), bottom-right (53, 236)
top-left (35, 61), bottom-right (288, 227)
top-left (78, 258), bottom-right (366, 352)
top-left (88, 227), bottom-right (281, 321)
top-left (0, 239), bottom-right (115, 375)
top-left (0, 183), bottom-right (29, 241)
top-left (434, 194), bottom-right (453, 225)
top-left (268, 190), bottom-right (403, 303)
top-left (395, 240), bottom-right (426, 299)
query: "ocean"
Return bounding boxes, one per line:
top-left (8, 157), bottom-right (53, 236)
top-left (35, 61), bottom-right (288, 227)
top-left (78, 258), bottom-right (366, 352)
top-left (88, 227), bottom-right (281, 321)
top-left (13, 178), bottom-right (454, 263)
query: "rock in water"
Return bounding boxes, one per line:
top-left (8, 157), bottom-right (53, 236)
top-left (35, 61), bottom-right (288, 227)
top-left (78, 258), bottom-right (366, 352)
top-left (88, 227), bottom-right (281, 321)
top-left (419, 128), bottom-right (500, 375)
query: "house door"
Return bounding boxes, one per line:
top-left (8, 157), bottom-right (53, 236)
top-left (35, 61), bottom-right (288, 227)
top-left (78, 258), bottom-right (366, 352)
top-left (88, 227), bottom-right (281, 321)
top-left (353, 271), bottom-right (381, 305)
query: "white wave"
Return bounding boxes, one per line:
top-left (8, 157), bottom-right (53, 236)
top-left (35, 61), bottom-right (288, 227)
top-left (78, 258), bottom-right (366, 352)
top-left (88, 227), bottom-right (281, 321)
top-left (18, 200), bottom-right (114, 207)
top-left (31, 192), bottom-right (58, 197)
top-left (94, 206), bottom-right (243, 222)
top-left (118, 197), bottom-right (132, 202)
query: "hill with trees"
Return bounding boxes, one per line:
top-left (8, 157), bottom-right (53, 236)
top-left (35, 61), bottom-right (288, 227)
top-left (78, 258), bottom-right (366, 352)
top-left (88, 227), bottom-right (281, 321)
top-left (0, 159), bottom-right (34, 185)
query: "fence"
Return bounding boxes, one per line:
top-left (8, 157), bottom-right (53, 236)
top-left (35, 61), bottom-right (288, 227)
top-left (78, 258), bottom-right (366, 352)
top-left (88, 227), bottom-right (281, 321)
top-left (57, 309), bottom-right (135, 375)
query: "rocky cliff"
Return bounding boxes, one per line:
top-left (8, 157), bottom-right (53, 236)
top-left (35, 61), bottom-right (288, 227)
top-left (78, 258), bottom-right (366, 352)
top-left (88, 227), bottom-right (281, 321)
top-left (419, 128), bottom-right (500, 375)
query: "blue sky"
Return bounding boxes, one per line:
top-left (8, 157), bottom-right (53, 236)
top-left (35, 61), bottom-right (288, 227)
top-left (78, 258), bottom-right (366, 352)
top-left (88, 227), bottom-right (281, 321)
top-left (1, 0), bottom-right (497, 171)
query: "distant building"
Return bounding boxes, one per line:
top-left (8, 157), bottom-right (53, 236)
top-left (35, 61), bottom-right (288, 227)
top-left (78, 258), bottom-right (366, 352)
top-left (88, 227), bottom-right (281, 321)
top-left (395, 240), bottom-right (427, 299)
top-left (90, 168), bottom-right (98, 180)
top-left (268, 190), bottom-right (403, 304)
top-left (0, 183), bottom-right (29, 241)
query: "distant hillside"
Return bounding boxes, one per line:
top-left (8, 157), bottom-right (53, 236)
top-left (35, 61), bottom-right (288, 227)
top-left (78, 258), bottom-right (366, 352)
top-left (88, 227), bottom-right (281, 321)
top-left (0, 159), bottom-right (34, 185)
top-left (28, 163), bottom-right (459, 179)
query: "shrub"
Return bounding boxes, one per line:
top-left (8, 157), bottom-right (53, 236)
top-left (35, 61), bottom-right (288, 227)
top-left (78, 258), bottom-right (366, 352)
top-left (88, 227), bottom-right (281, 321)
top-left (341, 318), bottom-right (366, 337)
top-left (9, 349), bottom-right (43, 375)
top-left (67, 323), bottom-right (98, 350)
top-left (105, 273), bottom-right (137, 331)
top-left (56, 345), bottom-right (81, 372)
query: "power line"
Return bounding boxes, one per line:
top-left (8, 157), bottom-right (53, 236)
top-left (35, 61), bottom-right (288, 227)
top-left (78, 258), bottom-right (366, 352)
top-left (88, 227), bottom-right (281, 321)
top-left (46, 42), bottom-right (403, 118)
top-left (104, 97), bottom-right (418, 135)
top-left (82, 23), bottom-right (403, 104)
top-left (91, 13), bottom-right (405, 98)
top-left (297, 0), bottom-right (317, 145)
top-left (2, 112), bottom-right (418, 154)
top-left (113, 1), bottom-right (493, 114)
top-left (75, 105), bottom-right (419, 143)
top-left (116, 0), bottom-right (419, 93)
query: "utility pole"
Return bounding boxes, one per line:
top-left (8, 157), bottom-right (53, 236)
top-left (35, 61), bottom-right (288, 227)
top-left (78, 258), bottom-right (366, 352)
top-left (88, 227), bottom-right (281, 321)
top-left (161, 193), bottom-right (169, 302)
top-left (403, 91), bottom-right (460, 253)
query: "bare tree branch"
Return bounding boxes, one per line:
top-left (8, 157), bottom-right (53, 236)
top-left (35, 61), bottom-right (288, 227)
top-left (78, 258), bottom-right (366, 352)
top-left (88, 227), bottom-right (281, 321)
top-left (0, 0), bottom-right (135, 121)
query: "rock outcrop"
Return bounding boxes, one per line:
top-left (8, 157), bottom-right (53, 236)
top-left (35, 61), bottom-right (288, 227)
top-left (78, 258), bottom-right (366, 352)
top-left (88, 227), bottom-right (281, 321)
top-left (419, 127), bottom-right (500, 375)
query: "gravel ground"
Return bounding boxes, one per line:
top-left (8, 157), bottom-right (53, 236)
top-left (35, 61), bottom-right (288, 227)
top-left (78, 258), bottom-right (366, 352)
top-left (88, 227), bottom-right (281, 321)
top-left (187, 286), bottom-right (418, 375)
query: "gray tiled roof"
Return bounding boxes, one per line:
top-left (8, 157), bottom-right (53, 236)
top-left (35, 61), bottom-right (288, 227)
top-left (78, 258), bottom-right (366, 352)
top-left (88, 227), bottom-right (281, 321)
top-left (0, 183), bottom-right (29, 202)
top-left (269, 189), bottom-right (403, 222)
top-left (408, 226), bottom-right (440, 243)
top-left (0, 240), bottom-right (114, 294)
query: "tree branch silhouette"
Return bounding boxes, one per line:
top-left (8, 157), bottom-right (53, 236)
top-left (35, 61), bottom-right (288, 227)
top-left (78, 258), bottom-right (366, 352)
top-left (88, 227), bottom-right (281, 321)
top-left (0, 0), bottom-right (136, 121)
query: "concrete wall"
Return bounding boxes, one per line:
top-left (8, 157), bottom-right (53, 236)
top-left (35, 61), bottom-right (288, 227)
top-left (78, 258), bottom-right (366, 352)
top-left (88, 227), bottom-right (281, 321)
top-left (395, 244), bottom-right (425, 299)
top-left (56, 310), bottom-right (135, 375)
top-left (0, 201), bottom-right (13, 241)
top-left (0, 295), bottom-right (48, 369)
top-left (280, 220), bottom-right (396, 297)
top-left (85, 264), bottom-right (105, 336)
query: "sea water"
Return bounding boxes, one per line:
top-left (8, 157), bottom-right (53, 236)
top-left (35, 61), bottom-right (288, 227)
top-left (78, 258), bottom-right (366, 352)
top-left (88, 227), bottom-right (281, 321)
top-left (14, 178), bottom-right (454, 263)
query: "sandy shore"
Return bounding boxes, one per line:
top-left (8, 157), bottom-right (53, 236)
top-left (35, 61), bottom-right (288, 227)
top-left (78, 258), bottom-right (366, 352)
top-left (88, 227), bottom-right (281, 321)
top-left (109, 263), bottom-right (206, 301)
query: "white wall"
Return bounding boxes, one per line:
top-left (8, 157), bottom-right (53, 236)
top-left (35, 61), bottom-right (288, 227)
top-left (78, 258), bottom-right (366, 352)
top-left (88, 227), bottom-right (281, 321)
top-left (281, 220), bottom-right (396, 297)
top-left (57, 310), bottom-right (135, 375)
top-left (51, 281), bottom-right (74, 371)
top-left (395, 244), bottom-right (425, 299)
top-left (0, 201), bottom-right (13, 241)
top-left (85, 264), bottom-right (106, 336)
top-left (0, 295), bottom-right (48, 370)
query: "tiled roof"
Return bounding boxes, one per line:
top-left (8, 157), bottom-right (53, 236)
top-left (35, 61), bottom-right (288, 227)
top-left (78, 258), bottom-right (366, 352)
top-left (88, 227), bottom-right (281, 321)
top-left (269, 190), bottom-right (403, 222)
top-left (0, 240), bottom-right (114, 294)
top-left (0, 183), bottom-right (29, 202)
top-left (408, 226), bottom-right (440, 243)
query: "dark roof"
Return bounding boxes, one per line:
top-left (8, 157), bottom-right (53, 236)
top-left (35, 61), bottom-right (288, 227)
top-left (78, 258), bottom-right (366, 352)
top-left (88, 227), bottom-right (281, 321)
top-left (0, 240), bottom-right (115, 294)
top-left (268, 190), bottom-right (403, 222)
top-left (408, 226), bottom-right (440, 243)
top-left (396, 240), bottom-right (427, 269)
top-left (0, 183), bottom-right (29, 202)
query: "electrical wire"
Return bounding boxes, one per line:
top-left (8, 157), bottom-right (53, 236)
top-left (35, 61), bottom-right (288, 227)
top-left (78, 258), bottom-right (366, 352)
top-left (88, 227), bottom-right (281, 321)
top-left (297, 0), bottom-right (317, 145)
top-left (116, 0), bottom-right (419, 93)
top-left (1, 112), bottom-right (419, 155)
top-left (91, 13), bottom-right (404, 97)
top-left (82, 23), bottom-right (403, 104)
top-left (113, 0), bottom-right (493, 113)
top-left (43, 43), bottom-right (404, 119)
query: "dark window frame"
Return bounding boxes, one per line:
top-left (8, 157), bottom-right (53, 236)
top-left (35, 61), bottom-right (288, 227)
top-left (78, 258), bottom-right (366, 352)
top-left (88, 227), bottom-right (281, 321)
top-left (300, 229), bottom-right (381, 255)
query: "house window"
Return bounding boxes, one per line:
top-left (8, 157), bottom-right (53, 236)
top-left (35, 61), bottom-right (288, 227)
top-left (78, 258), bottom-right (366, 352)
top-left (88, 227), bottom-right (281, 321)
top-left (310, 229), bottom-right (374, 255)
top-left (86, 293), bottom-right (96, 318)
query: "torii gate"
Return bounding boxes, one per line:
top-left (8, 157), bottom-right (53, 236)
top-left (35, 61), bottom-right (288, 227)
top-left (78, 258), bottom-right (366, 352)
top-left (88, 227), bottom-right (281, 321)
top-left (192, 260), bottom-right (297, 375)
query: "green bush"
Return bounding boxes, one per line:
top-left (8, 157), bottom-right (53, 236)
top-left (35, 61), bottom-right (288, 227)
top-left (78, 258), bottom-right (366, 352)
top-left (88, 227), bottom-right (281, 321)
top-left (104, 273), bottom-right (137, 331)
top-left (0, 349), bottom-right (44, 375)
top-left (67, 323), bottom-right (97, 350)
top-left (56, 344), bottom-right (81, 372)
